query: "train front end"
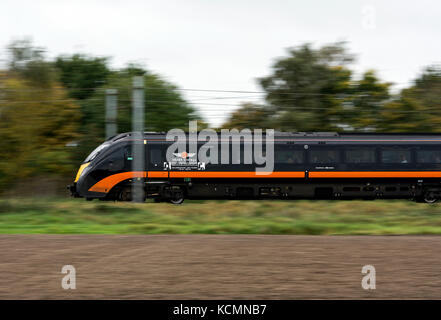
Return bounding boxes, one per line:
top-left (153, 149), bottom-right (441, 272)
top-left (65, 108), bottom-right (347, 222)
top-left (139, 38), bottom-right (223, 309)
top-left (68, 141), bottom-right (111, 199)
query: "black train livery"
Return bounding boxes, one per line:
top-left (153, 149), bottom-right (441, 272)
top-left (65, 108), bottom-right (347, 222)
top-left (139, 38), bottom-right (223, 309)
top-left (69, 132), bottom-right (441, 204)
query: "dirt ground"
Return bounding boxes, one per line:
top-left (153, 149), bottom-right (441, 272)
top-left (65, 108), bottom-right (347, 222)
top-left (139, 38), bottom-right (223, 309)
top-left (0, 235), bottom-right (440, 299)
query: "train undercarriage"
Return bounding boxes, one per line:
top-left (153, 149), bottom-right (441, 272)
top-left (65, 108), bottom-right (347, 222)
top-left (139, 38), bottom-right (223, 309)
top-left (98, 178), bottom-right (441, 204)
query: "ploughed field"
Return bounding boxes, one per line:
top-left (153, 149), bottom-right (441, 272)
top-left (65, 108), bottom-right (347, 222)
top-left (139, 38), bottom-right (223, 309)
top-left (1, 198), bottom-right (441, 234)
top-left (0, 235), bottom-right (440, 299)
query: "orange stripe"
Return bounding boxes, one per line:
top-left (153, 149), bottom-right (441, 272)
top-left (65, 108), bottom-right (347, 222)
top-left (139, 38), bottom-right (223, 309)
top-left (89, 170), bottom-right (441, 194)
top-left (88, 171), bottom-right (146, 193)
top-left (147, 171), bottom-right (168, 178)
top-left (88, 171), bottom-right (304, 194)
top-left (169, 171), bottom-right (305, 178)
top-left (309, 171), bottom-right (441, 178)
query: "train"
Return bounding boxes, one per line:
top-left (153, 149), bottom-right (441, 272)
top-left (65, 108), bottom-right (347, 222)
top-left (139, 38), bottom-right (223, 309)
top-left (68, 131), bottom-right (441, 204)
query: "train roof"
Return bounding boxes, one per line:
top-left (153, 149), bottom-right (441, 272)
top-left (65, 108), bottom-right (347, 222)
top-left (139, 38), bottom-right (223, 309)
top-left (107, 131), bottom-right (441, 143)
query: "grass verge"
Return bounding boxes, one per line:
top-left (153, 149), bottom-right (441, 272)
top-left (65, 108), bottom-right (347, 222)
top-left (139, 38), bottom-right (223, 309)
top-left (1, 197), bottom-right (441, 235)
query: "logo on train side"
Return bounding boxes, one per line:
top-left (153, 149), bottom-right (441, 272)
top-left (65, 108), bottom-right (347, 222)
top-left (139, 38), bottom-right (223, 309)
top-left (173, 152), bottom-right (196, 159)
top-left (165, 149), bottom-right (202, 171)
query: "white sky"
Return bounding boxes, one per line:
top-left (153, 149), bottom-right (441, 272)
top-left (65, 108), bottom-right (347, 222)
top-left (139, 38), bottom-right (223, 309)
top-left (1, 0), bottom-right (440, 127)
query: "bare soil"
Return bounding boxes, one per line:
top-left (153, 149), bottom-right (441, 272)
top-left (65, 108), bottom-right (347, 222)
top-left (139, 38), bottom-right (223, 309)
top-left (0, 235), bottom-right (440, 299)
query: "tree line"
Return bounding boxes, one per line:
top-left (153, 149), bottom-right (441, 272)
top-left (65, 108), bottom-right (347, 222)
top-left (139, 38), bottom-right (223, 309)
top-left (0, 39), bottom-right (201, 192)
top-left (223, 42), bottom-right (441, 133)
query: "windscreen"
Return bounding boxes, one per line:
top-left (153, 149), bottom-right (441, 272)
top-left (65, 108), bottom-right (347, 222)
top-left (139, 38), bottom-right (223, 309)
top-left (84, 142), bottom-right (110, 163)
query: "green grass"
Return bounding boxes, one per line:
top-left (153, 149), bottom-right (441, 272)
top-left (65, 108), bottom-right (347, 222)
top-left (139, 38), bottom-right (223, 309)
top-left (1, 197), bottom-right (441, 234)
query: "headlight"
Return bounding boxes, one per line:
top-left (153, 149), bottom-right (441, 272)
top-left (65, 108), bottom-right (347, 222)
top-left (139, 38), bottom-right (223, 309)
top-left (74, 162), bottom-right (91, 182)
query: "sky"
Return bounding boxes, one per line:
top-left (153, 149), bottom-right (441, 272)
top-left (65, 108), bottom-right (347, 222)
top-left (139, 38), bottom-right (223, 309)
top-left (1, 0), bottom-right (440, 127)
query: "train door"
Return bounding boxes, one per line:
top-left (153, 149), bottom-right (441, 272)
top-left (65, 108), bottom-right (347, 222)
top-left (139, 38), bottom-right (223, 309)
top-left (146, 141), bottom-right (167, 178)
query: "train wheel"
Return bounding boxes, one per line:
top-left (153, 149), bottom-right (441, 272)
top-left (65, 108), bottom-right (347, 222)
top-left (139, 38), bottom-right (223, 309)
top-left (424, 191), bottom-right (437, 204)
top-left (169, 192), bottom-right (185, 205)
top-left (119, 187), bottom-right (132, 202)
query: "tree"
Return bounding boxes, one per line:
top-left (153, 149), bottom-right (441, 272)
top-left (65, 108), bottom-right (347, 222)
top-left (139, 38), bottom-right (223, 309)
top-left (379, 66), bottom-right (441, 132)
top-left (0, 73), bottom-right (81, 191)
top-left (222, 103), bottom-right (273, 129)
top-left (7, 38), bottom-right (55, 87)
top-left (224, 43), bottom-right (393, 132)
top-left (77, 66), bottom-right (204, 162)
top-left (258, 42), bottom-right (354, 131)
top-left (343, 70), bottom-right (391, 131)
top-left (54, 54), bottom-right (111, 100)
top-left (0, 40), bottom-right (82, 192)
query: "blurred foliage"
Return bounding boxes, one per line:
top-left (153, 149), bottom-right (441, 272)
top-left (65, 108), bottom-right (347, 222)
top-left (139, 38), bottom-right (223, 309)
top-left (257, 42), bottom-right (355, 131)
top-left (221, 102), bottom-right (272, 129)
top-left (223, 42), bottom-right (441, 133)
top-left (55, 54), bottom-right (111, 100)
top-left (0, 72), bottom-right (81, 191)
top-left (0, 39), bottom-right (203, 192)
top-left (7, 39), bottom-right (56, 87)
top-left (379, 67), bottom-right (441, 132)
top-left (344, 70), bottom-right (391, 130)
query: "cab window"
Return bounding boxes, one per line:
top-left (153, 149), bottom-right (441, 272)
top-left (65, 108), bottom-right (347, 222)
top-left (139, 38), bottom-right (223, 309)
top-left (84, 142), bottom-right (110, 162)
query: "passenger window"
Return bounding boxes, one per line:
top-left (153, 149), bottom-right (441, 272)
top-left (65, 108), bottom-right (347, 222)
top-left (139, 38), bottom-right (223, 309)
top-left (276, 149), bottom-right (304, 164)
top-left (416, 150), bottom-right (441, 163)
top-left (381, 149), bottom-right (411, 163)
top-left (309, 150), bottom-right (339, 164)
top-left (345, 148), bottom-right (375, 163)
